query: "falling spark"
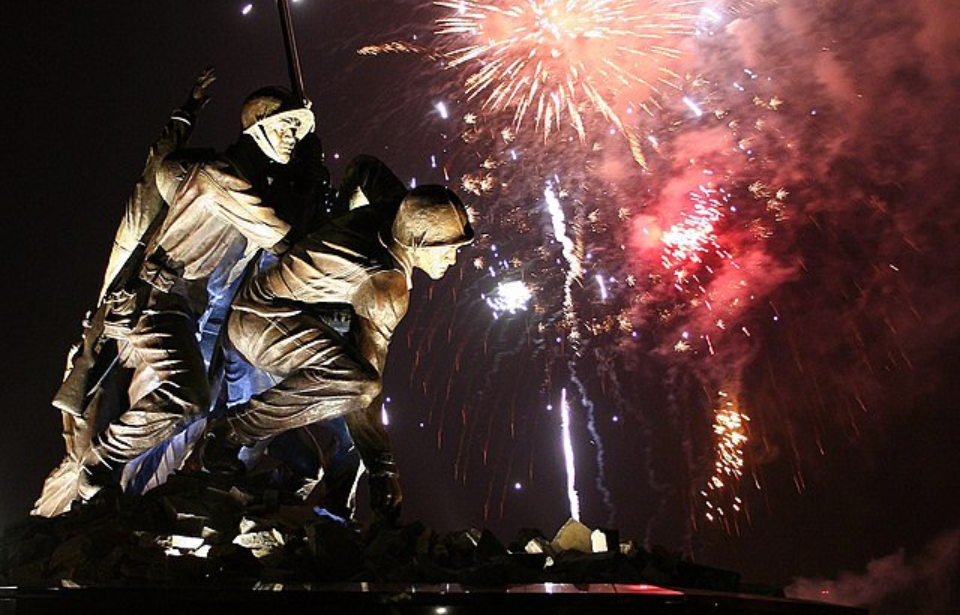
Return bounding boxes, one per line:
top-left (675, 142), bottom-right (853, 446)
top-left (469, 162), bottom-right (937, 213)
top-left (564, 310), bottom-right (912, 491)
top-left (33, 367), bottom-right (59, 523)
top-left (357, 41), bottom-right (437, 57)
top-left (381, 397), bottom-right (393, 427)
top-left (241, 3), bottom-right (253, 15)
top-left (435, 101), bottom-right (450, 119)
top-left (703, 391), bottom-right (749, 523)
top-left (560, 388), bottom-right (581, 520)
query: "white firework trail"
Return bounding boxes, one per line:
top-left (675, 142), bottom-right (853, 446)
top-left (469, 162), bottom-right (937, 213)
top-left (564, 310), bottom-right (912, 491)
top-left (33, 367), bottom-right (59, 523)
top-left (545, 181), bottom-right (614, 522)
top-left (560, 388), bottom-right (581, 521)
top-left (570, 370), bottom-right (616, 523)
top-left (544, 181), bottom-right (582, 330)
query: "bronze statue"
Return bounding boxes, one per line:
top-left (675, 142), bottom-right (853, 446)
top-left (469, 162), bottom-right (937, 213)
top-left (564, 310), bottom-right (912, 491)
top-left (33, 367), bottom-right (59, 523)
top-left (35, 86), bottom-right (319, 516)
top-left (214, 155), bottom-right (407, 519)
top-left (200, 182), bottom-right (475, 522)
top-left (100, 68), bottom-right (217, 304)
top-left (34, 70), bottom-right (216, 518)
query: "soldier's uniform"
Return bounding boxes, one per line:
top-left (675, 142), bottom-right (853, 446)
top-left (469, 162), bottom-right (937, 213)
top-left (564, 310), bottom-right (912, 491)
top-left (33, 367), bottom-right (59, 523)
top-left (34, 86), bottom-right (317, 517)
top-left (96, 155), bottom-right (293, 463)
top-left (206, 185), bottom-right (474, 519)
top-left (225, 206), bottom-right (404, 460)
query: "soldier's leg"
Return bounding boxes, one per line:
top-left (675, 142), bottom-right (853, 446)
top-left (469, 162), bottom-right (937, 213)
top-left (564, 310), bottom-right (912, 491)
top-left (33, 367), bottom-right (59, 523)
top-left (314, 417), bottom-right (363, 519)
top-left (91, 293), bottom-right (209, 465)
top-left (224, 311), bottom-right (380, 445)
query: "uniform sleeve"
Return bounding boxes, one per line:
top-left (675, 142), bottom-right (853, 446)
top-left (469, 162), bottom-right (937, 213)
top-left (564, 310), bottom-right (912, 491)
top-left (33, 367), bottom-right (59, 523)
top-left (155, 157), bottom-right (191, 207)
top-left (98, 113), bottom-right (194, 301)
top-left (352, 270), bottom-right (409, 373)
top-left (193, 163), bottom-right (292, 251)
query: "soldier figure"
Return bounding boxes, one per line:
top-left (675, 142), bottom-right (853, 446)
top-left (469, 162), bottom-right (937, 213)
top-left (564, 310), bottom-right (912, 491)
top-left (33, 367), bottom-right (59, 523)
top-left (49, 69), bottom-right (215, 461)
top-left (201, 183), bottom-right (475, 521)
top-left (35, 86), bottom-right (320, 515)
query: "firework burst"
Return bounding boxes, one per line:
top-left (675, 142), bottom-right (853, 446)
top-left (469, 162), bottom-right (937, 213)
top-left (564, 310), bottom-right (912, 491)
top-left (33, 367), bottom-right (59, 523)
top-left (359, 0), bottom-right (936, 543)
top-left (485, 279), bottom-right (535, 317)
top-left (434, 0), bottom-right (699, 159)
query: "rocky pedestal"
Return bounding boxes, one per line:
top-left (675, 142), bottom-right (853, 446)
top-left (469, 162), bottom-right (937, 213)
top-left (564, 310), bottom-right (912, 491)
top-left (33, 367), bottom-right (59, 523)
top-left (0, 473), bottom-right (863, 615)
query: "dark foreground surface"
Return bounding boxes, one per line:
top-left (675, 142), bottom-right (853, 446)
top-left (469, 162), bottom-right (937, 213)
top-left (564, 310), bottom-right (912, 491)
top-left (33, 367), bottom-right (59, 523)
top-left (1, 473), bottom-right (864, 614)
top-left (0, 583), bottom-right (864, 615)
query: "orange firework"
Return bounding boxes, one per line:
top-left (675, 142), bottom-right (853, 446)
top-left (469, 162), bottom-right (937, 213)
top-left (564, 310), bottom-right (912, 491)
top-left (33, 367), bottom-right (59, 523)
top-left (702, 390), bottom-right (749, 529)
top-left (435, 0), bottom-right (698, 148)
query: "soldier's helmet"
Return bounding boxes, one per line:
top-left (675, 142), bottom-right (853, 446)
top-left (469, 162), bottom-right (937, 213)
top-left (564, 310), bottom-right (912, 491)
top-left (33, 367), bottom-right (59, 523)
top-left (240, 86), bottom-right (315, 133)
top-left (392, 185), bottom-right (475, 248)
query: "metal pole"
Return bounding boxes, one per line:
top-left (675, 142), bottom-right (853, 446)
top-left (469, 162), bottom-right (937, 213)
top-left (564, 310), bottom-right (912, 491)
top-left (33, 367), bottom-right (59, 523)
top-left (276, 0), bottom-right (307, 104)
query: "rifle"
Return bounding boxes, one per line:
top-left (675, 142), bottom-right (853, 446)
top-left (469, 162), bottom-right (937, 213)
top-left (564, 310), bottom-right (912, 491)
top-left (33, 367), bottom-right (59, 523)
top-left (52, 207), bottom-right (167, 418)
top-left (275, 0), bottom-right (337, 215)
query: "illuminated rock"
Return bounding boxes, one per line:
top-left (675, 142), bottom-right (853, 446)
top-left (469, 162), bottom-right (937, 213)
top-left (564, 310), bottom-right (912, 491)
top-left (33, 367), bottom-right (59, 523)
top-left (551, 518), bottom-right (593, 554)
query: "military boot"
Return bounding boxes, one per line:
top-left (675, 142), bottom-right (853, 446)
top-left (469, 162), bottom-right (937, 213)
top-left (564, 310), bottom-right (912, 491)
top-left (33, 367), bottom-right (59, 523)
top-left (197, 418), bottom-right (247, 475)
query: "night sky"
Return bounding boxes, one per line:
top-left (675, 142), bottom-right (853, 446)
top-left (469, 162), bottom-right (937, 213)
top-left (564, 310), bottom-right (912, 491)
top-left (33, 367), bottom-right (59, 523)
top-left (3, 1), bottom-right (959, 612)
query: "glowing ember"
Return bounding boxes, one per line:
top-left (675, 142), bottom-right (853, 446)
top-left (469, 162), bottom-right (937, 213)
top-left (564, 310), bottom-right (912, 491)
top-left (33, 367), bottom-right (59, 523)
top-left (703, 391), bottom-right (749, 525)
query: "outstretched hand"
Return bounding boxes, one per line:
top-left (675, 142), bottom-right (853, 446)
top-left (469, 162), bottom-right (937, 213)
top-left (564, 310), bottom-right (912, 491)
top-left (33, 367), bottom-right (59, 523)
top-left (184, 67), bottom-right (216, 114)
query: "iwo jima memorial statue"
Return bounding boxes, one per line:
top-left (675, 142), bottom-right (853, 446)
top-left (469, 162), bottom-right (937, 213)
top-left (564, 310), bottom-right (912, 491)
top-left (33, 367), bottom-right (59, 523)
top-left (2, 3), bottom-right (861, 614)
top-left (34, 5), bottom-right (473, 521)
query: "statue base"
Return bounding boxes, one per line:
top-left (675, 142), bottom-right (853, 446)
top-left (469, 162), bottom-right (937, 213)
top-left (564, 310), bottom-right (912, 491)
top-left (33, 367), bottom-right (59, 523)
top-left (2, 472), bottom-right (863, 614)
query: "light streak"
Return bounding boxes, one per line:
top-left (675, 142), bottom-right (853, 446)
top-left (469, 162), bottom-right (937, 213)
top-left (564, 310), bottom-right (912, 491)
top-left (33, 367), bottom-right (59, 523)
top-left (545, 180), bottom-right (583, 338)
top-left (381, 397), bottom-right (392, 427)
top-left (546, 182), bottom-right (614, 522)
top-left (700, 6), bottom-right (722, 22)
top-left (559, 388), bottom-right (581, 520)
top-left (596, 273), bottom-right (608, 302)
top-left (241, 3), bottom-right (253, 15)
top-left (570, 371), bottom-right (615, 521)
top-left (435, 101), bottom-right (450, 119)
top-left (682, 96), bottom-right (704, 117)
top-left (545, 183), bottom-right (582, 280)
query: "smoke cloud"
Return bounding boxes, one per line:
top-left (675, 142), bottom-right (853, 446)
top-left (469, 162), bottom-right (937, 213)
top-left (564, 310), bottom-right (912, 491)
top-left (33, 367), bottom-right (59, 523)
top-left (787, 527), bottom-right (960, 615)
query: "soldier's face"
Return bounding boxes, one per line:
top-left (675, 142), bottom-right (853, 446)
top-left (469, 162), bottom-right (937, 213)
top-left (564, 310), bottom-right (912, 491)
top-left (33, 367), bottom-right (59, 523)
top-left (415, 245), bottom-right (460, 280)
top-left (260, 116), bottom-right (304, 164)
